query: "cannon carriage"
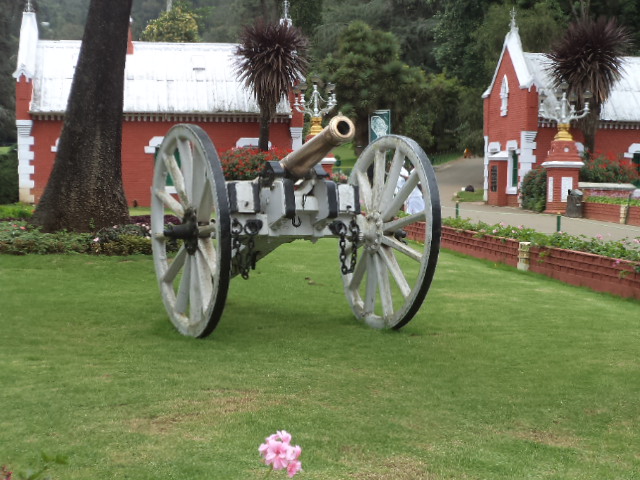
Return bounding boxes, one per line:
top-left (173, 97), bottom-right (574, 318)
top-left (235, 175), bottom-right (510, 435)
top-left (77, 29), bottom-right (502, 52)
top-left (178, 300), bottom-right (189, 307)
top-left (151, 116), bottom-right (441, 337)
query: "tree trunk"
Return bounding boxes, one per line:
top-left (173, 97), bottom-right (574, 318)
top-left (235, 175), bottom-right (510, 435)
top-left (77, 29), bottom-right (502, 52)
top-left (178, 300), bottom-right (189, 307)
top-left (258, 111), bottom-right (271, 152)
top-left (577, 104), bottom-right (601, 154)
top-left (32, 0), bottom-right (132, 233)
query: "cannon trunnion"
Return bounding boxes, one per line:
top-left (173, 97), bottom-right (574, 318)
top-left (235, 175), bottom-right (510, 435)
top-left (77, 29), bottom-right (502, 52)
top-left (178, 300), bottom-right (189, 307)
top-left (151, 117), bottom-right (441, 338)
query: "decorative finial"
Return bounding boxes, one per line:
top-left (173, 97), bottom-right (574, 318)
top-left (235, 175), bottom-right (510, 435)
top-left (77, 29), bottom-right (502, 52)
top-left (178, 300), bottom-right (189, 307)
top-left (280, 0), bottom-right (292, 26)
top-left (510, 7), bottom-right (518, 31)
top-left (25, 0), bottom-right (34, 12)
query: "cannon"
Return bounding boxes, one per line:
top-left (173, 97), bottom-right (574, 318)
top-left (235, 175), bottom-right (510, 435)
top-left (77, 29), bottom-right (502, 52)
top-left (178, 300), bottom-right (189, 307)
top-left (150, 115), bottom-right (441, 337)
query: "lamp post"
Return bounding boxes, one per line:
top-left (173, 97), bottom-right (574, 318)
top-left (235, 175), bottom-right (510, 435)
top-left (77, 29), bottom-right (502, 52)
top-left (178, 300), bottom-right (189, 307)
top-left (538, 82), bottom-right (592, 141)
top-left (293, 77), bottom-right (338, 137)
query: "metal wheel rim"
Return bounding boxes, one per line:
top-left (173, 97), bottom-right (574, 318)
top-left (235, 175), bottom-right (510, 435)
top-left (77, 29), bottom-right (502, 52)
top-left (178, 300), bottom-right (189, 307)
top-left (345, 135), bottom-right (441, 329)
top-left (151, 124), bottom-right (231, 338)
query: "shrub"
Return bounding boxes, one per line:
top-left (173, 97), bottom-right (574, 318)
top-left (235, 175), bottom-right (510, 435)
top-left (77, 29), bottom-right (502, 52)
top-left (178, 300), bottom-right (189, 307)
top-left (220, 147), bottom-right (291, 180)
top-left (520, 168), bottom-right (547, 212)
top-left (443, 217), bottom-right (640, 263)
top-left (0, 147), bottom-right (18, 204)
top-left (0, 216), bottom-right (181, 256)
top-left (580, 152), bottom-right (640, 184)
top-left (585, 196), bottom-right (640, 207)
top-left (0, 203), bottom-right (34, 219)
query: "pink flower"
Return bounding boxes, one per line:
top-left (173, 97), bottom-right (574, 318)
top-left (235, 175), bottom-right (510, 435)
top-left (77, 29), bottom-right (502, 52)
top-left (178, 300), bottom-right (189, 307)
top-left (259, 431), bottom-right (302, 477)
top-left (596, 234), bottom-right (603, 240)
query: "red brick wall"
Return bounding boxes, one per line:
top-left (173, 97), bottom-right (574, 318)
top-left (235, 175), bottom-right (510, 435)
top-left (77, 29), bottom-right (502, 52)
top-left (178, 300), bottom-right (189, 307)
top-left (484, 50), bottom-right (538, 144)
top-left (15, 77), bottom-right (32, 120)
top-left (29, 118), bottom-right (294, 206)
top-left (628, 205), bottom-right (640, 226)
top-left (582, 202), bottom-right (620, 222)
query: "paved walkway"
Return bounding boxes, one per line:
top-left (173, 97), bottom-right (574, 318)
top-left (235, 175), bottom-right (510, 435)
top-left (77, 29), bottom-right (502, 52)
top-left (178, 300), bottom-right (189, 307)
top-left (433, 156), bottom-right (640, 242)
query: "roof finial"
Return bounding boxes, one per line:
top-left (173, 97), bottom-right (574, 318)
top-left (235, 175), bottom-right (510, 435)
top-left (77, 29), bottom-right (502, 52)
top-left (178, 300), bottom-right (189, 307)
top-left (280, 0), bottom-right (292, 27)
top-left (510, 7), bottom-right (518, 32)
top-left (25, 0), bottom-right (34, 12)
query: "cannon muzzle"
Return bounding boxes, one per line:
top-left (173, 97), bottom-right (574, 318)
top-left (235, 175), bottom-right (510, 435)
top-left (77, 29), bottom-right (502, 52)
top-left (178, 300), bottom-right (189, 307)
top-left (279, 115), bottom-right (355, 178)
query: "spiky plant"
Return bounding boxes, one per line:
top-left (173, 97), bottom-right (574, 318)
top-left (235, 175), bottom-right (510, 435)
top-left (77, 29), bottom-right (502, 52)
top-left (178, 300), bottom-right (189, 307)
top-left (545, 14), bottom-right (632, 153)
top-left (235, 21), bottom-right (309, 151)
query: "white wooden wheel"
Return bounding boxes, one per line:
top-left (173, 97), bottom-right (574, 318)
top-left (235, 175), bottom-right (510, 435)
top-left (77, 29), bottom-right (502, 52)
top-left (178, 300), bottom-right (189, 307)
top-left (151, 124), bottom-right (231, 338)
top-left (344, 135), bottom-right (441, 329)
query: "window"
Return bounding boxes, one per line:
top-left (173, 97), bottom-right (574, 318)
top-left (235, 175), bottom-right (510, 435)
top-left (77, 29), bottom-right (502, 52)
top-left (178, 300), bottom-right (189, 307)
top-left (500, 76), bottom-right (509, 116)
top-left (510, 150), bottom-right (519, 187)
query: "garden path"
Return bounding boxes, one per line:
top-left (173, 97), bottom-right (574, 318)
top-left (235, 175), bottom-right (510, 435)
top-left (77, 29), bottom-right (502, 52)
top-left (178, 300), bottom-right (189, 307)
top-left (434, 156), bottom-right (640, 241)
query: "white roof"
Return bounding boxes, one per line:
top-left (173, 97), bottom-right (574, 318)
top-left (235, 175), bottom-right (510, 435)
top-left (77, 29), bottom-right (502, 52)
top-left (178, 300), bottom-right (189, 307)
top-left (484, 25), bottom-right (640, 123)
top-left (17, 19), bottom-right (291, 116)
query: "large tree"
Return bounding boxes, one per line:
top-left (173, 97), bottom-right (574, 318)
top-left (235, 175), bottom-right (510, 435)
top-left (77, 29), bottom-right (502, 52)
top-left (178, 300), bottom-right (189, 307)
top-left (0, 0), bottom-right (24, 144)
top-left (235, 20), bottom-right (309, 152)
top-left (140, 0), bottom-right (200, 42)
top-left (545, 11), bottom-right (632, 153)
top-left (32, 0), bottom-right (132, 232)
top-left (324, 21), bottom-right (438, 153)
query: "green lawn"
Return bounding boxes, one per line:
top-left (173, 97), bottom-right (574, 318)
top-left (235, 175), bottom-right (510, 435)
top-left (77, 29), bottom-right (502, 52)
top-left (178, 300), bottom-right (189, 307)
top-left (1, 242), bottom-right (639, 479)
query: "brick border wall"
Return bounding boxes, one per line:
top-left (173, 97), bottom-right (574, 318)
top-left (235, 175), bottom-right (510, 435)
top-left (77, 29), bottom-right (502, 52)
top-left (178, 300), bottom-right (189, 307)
top-left (406, 224), bottom-right (640, 300)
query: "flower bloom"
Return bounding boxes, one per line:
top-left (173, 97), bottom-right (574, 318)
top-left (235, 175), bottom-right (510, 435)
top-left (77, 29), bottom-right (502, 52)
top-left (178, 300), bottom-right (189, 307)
top-left (259, 430), bottom-right (302, 477)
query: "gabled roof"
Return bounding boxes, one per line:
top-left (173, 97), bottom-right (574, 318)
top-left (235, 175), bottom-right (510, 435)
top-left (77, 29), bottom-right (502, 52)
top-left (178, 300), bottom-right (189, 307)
top-left (483, 23), bottom-right (640, 123)
top-left (16, 10), bottom-right (291, 116)
top-left (482, 24), bottom-right (537, 98)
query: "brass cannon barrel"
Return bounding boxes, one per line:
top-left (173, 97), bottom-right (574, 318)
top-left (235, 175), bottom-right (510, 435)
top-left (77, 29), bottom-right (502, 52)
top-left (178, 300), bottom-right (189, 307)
top-left (279, 115), bottom-right (355, 178)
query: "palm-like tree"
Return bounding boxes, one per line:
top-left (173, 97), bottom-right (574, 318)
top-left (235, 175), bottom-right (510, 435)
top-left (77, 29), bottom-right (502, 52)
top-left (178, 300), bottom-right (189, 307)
top-left (235, 21), bottom-right (309, 151)
top-left (545, 13), bottom-right (632, 153)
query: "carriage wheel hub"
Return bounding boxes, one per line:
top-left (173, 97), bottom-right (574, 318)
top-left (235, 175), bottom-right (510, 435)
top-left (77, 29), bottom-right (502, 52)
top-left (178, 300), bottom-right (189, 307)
top-left (163, 208), bottom-right (199, 255)
top-left (363, 212), bottom-right (383, 252)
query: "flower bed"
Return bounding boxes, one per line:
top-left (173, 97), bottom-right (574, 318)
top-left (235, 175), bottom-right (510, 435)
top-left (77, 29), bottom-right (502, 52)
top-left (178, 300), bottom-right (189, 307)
top-left (405, 219), bottom-right (640, 300)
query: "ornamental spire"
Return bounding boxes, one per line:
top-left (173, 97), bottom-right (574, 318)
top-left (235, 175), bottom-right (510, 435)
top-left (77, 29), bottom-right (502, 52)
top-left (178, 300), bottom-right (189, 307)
top-left (510, 7), bottom-right (518, 32)
top-left (280, 0), bottom-right (292, 27)
top-left (25, 0), bottom-right (34, 12)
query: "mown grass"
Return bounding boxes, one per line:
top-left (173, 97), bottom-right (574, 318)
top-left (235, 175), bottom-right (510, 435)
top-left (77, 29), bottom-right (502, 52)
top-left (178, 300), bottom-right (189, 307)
top-left (1, 242), bottom-right (639, 479)
top-left (454, 189), bottom-right (485, 203)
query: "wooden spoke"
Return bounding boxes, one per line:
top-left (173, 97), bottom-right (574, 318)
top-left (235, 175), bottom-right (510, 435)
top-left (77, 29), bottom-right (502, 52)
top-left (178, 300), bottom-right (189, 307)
top-left (162, 246), bottom-right (187, 284)
top-left (153, 188), bottom-right (185, 219)
top-left (383, 212), bottom-right (427, 234)
top-left (381, 170), bottom-right (419, 221)
top-left (379, 246), bottom-right (412, 299)
top-left (163, 152), bottom-right (188, 205)
top-left (380, 235), bottom-right (422, 262)
top-left (344, 135), bottom-right (441, 329)
top-left (355, 169), bottom-right (373, 212)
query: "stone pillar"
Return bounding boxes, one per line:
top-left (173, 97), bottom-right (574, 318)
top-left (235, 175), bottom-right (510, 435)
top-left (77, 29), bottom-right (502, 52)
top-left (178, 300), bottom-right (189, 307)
top-left (541, 140), bottom-right (583, 214)
top-left (16, 119), bottom-right (35, 203)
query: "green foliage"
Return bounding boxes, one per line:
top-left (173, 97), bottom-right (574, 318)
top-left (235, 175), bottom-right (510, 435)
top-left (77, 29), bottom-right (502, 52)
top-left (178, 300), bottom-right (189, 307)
top-left (140, 1), bottom-right (200, 42)
top-left (0, 146), bottom-right (18, 204)
top-left (0, 203), bottom-right (34, 219)
top-left (586, 195), bottom-right (640, 207)
top-left (0, 221), bottom-right (93, 254)
top-left (473, 0), bottom-right (567, 82)
top-left (580, 153), bottom-right (640, 184)
top-left (443, 216), bottom-right (640, 262)
top-left (289, 0), bottom-right (323, 36)
top-left (0, 218), bottom-right (179, 256)
top-left (520, 167), bottom-right (547, 212)
top-left (219, 147), bottom-right (290, 180)
top-left (326, 21), bottom-right (454, 151)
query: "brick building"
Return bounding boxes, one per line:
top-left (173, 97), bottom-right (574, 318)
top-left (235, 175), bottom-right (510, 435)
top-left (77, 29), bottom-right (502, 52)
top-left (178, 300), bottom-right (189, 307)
top-left (13, 8), bottom-right (304, 206)
top-left (482, 19), bottom-right (640, 207)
